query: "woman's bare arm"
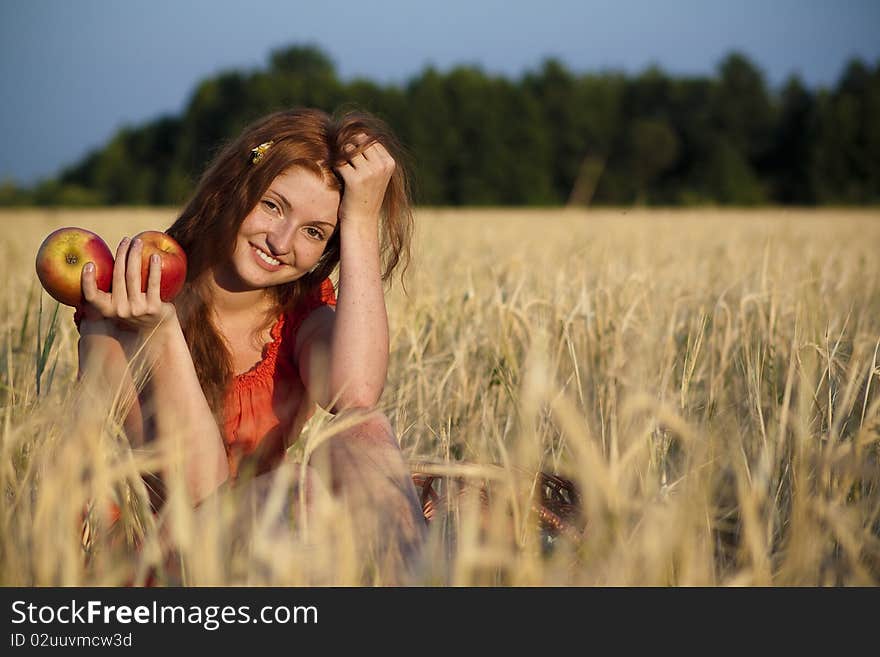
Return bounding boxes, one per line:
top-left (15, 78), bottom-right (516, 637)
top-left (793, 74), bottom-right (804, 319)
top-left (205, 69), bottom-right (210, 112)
top-left (294, 220), bottom-right (386, 412)
top-left (295, 139), bottom-right (395, 412)
top-left (127, 316), bottom-right (229, 503)
top-left (80, 237), bottom-right (228, 504)
top-left (76, 325), bottom-right (172, 509)
top-left (77, 324), bottom-right (145, 447)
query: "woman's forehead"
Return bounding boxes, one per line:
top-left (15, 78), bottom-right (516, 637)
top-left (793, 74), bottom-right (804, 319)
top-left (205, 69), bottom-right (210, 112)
top-left (272, 166), bottom-right (335, 189)
top-left (274, 163), bottom-right (340, 190)
top-left (267, 166), bottom-right (340, 215)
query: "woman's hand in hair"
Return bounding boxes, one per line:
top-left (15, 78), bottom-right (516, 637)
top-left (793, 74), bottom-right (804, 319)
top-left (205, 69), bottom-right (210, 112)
top-left (334, 134), bottom-right (396, 229)
top-left (79, 236), bottom-right (177, 334)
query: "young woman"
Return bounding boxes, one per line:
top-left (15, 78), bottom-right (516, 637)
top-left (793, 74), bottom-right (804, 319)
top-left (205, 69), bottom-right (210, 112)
top-left (75, 108), bottom-right (426, 578)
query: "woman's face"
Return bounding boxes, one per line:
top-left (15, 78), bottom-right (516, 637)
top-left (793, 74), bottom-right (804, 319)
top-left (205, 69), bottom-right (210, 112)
top-left (221, 166), bottom-right (340, 292)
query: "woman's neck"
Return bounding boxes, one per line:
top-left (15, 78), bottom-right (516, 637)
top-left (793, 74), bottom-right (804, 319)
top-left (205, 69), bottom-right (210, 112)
top-left (206, 267), bottom-right (274, 322)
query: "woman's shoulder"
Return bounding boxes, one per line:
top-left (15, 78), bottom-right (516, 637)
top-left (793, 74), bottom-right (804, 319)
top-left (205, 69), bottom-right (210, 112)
top-left (281, 278), bottom-right (337, 339)
top-left (294, 278), bottom-right (337, 316)
top-left (306, 278), bottom-right (337, 309)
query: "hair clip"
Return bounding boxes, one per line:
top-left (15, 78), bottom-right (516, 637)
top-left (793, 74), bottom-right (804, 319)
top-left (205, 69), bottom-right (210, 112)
top-left (250, 141), bottom-right (274, 164)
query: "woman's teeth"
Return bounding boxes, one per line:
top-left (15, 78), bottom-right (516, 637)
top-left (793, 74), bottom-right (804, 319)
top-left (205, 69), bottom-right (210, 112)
top-left (253, 246), bottom-right (281, 266)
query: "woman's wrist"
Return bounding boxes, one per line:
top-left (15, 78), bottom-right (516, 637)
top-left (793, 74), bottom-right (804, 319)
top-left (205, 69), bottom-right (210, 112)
top-left (340, 218), bottom-right (382, 271)
top-left (78, 316), bottom-right (120, 337)
top-left (119, 309), bottom-right (182, 359)
top-left (341, 213), bottom-right (380, 236)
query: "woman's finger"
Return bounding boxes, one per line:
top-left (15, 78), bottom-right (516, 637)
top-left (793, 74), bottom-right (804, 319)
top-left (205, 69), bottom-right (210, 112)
top-left (81, 262), bottom-right (110, 314)
top-left (340, 142), bottom-right (359, 168)
top-left (361, 140), bottom-right (387, 161)
top-left (373, 143), bottom-right (395, 169)
top-left (348, 132), bottom-right (370, 148)
top-left (125, 238), bottom-right (145, 301)
top-left (334, 160), bottom-right (354, 181)
top-left (145, 253), bottom-right (162, 307)
top-left (341, 134), bottom-right (375, 162)
top-left (111, 237), bottom-right (130, 305)
top-left (348, 151), bottom-right (368, 170)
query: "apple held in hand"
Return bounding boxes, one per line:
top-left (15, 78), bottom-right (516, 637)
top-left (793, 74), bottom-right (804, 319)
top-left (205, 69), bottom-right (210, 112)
top-left (132, 231), bottom-right (187, 302)
top-left (35, 227), bottom-right (114, 307)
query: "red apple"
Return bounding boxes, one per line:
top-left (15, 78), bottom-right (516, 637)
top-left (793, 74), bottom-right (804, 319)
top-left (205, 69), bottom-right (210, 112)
top-left (132, 230), bottom-right (187, 302)
top-left (35, 227), bottom-right (114, 307)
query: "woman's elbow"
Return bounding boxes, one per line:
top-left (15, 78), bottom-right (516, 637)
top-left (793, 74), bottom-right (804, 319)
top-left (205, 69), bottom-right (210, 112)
top-left (186, 446), bottom-right (229, 504)
top-left (326, 385), bottom-right (385, 415)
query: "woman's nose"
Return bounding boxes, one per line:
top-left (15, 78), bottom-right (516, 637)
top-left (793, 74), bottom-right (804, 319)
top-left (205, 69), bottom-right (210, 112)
top-left (266, 220), bottom-right (296, 255)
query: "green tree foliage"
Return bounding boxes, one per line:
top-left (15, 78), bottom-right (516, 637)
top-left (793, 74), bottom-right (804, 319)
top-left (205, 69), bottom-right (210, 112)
top-left (770, 75), bottom-right (814, 202)
top-left (4, 46), bottom-right (879, 207)
top-left (628, 118), bottom-right (680, 204)
top-left (806, 59), bottom-right (880, 203)
top-left (712, 53), bottom-right (776, 163)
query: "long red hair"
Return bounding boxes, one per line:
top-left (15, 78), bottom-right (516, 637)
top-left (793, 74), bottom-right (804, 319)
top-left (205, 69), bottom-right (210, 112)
top-left (166, 108), bottom-right (413, 418)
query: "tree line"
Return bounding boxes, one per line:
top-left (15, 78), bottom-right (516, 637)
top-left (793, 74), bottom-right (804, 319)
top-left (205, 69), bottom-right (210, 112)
top-left (3, 45), bottom-right (878, 207)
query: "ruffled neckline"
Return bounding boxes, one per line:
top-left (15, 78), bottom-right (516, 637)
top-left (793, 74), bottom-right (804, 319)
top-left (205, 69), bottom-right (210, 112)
top-left (232, 314), bottom-right (285, 388)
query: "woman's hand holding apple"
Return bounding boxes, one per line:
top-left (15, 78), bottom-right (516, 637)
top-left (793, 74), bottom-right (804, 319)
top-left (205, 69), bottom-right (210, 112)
top-left (80, 236), bottom-right (178, 334)
top-left (36, 226), bottom-right (186, 315)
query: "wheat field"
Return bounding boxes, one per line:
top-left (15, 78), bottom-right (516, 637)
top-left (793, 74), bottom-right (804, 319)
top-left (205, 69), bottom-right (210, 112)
top-left (1, 207), bottom-right (879, 586)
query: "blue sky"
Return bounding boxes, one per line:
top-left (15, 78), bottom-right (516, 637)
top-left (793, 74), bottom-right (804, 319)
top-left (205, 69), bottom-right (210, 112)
top-left (1, 0), bottom-right (878, 185)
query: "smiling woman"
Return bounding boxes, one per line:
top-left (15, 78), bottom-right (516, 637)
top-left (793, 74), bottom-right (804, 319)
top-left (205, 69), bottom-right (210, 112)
top-left (220, 167), bottom-right (340, 291)
top-left (74, 108), bottom-right (424, 582)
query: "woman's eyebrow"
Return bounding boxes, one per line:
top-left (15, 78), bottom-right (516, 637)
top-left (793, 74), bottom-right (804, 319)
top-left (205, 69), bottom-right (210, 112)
top-left (309, 219), bottom-right (338, 230)
top-left (267, 189), bottom-right (292, 213)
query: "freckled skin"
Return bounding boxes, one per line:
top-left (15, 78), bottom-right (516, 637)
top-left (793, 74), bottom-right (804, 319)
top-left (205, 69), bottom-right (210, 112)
top-left (213, 167), bottom-right (340, 294)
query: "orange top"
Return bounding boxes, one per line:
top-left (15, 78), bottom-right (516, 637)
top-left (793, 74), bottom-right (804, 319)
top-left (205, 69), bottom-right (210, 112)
top-left (74, 279), bottom-right (337, 481)
top-left (77, 279), bottom-right (336, 569)
top-left (222, 278), bottom-right (336, 479)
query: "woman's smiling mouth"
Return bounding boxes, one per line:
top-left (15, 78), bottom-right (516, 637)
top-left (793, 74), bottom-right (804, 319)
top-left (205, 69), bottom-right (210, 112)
top-left (250, 244), bottom-right (284, 271)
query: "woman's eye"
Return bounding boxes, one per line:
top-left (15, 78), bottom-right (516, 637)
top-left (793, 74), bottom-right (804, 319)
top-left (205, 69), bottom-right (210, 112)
top-left (262, 200), bottom-right (280, 214)
top-left (305, 227), bottom-right (324, 240)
